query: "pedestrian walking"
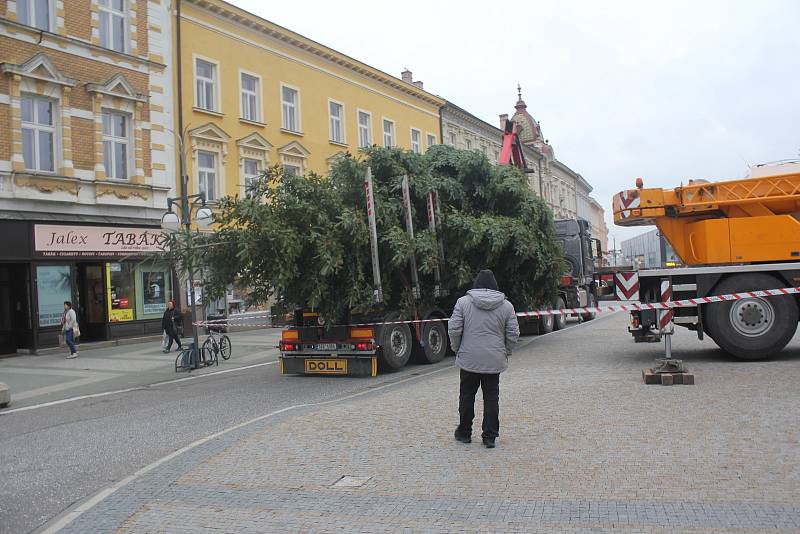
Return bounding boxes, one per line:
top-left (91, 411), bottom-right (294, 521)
top-left (161, 300), bottom-right (183, 353)
top-left (448, 269), bottom-right (520, 448)
top-left (61, 301), bottom-right (79, 359)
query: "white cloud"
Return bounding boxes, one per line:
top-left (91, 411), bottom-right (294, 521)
top-left (231, 0), bottom-right (800, 242)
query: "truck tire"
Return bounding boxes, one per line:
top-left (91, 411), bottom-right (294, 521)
top-left (538, 313), bottom-right (554, 334)
top-left (581, 293), bottom-right (596, 322)
top-left (378, 315), bottom-right (413, 370)
top-left (553, 297), bottom-right (567, 331)
top-left (704, 273), bottom-right (798, 360)
top-left (419, 319), bottom-right (448, 364)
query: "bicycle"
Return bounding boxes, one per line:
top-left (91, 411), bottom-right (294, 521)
top-left (203, 326), bottom-right (232, 361)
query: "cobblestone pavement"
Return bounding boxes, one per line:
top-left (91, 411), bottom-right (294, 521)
top-left (53, 313), bottom-right (800, 533)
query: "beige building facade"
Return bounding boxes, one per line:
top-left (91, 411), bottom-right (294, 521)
top-left (0, 0), bottom-right (177, 354)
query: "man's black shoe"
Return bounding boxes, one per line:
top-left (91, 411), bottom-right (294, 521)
top-left (483, 438), bottom-right (496, 448)
top-left (454, 431), bottom-right (471, 444)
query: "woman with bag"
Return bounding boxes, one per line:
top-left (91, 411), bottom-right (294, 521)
top-left (161, 300), bottom-right (183, 353)
top-left (61, 301), bottom-right (79, 359)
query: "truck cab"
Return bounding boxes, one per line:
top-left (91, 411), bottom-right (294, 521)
top-left (554, 218), bottom-right (602, 324)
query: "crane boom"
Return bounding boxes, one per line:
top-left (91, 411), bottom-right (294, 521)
top-left (613, 168), bottom-right (800, 265)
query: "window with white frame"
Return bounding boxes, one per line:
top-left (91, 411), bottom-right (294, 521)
top-left (358, 110), bottom-right (372, 148)
top-left (198, 150), bottom-right (217, 200)
top-left (240, 73), bottom-right (260, 122)
top-left (465, 139), bottom-right (472, 150)
top-left (329, 100), bottom-right (344, 143)
top-left (99, 0), bottom-right (127, 53)
top-left (449, 132), bottom-right (457, 145)
top-left (283, 164), bottom-right (301, 177)
top-left (102, 110), bottom-right (130, 179)
top-left (17, 0), bottom-right (51, 31)
top-left (426, 133), bottom-right (436, 150)
top-left (195, 58), bottom-right (217, 112)
top-left (281, 85), bottom-right (299, 132)
top-left (21, 95), bottom-right (55, 172)
top-left (382, 119), bottom-right (394, 147)
top-left (242, 157), bottom-right (260, 195)
top-left (410, 129), bottom-right (421, 154)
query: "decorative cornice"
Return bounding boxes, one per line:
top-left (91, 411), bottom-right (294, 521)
top-left (0, 18), bottom-right (166, 70)
top-left (86, 73), bottom-right (148, 103)
top-left (185, 0), bottom-right (445, 108)
top-left (1, 52), bottom-right (78, 86)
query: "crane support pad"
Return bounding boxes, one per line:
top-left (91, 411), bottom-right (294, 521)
top-left (642, 368), bottom-right (695, 385)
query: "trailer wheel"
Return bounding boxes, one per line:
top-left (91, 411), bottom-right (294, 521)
top-left (553, 297), bottom-right (567, 330)
top-left (704, 273), bottom-right (798, 360)
top-left (419, 319), bottom-right (448, 364)
top-left (538, 313), bottom-right (554, 334)
top-left (378, 315), bottom-right (413, 370)
top-left (581, 293), bottom-right (596, 322)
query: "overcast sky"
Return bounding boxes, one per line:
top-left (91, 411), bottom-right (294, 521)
top-left (232, 0), bottom-right (800, 245)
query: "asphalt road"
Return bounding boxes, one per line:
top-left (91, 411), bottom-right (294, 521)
top-left (0, 323), bottom-right (574, 534)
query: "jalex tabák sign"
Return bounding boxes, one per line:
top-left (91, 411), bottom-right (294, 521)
top-left (34, 224), bottom-right (166, 257)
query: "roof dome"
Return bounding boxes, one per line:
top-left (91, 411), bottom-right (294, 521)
top-left (510, 85), bottom-right (542, 144)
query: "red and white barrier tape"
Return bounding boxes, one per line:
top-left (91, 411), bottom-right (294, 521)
top-left (193, 287), bottom-right (800, 328)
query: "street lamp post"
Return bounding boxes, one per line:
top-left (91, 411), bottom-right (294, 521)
top-left (161, 134), bottom-right (213, 369)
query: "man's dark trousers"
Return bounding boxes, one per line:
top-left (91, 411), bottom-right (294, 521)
top-left (456, 369), bottom-right (500, 439)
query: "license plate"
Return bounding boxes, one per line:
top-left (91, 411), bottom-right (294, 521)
top-left (304, 359), bottom-right (347, 374)
top-left (315, 343), bottom-right (338, 351)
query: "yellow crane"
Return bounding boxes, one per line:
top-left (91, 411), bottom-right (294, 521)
top-left (611, 162), bottom-right (800, 360)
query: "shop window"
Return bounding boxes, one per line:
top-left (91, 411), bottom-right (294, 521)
top-left (140, 268), bottom-right (170, 317)
top-left (36, 265), bottom-right (71, 327)
top-left (108, 262), bottom-right (135, 322)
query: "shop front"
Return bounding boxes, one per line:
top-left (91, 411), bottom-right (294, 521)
top-left (0, 221), bottom-right (174, 354)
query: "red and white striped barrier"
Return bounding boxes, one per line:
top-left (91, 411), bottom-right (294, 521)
top-left (193, 286), bottom-right (800, 328)
top-left (658, 279), bottom-right (673, 333)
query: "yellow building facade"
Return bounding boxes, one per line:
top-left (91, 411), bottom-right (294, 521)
top-left (176, 0), bottom-right (444, 201)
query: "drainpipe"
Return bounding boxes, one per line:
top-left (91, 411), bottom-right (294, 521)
top-left (537, 153), bottom-right (544, 197)
top-left (438, 103), bottom-right (444, 147)
top-left (176, 0), bottom-right (184, 178)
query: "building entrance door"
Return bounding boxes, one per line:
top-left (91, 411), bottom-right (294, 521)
top-left (0, 265), bottom-right (13, 354)
top-left (76, 263), bottom-right (107, 342)
top-left (0, 264), bottom-right (31, 355)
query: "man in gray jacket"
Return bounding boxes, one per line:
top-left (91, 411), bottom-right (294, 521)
top-left (448, 269), bottom-right (520, 448)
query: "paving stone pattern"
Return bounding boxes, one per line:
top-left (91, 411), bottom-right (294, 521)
top-left (59, 315), bottom-right (800, 533)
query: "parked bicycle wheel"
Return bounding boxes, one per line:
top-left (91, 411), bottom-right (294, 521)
top-left (219, 334), bottom-right (232, 360)
top-left (202, 337), bottom-right (217, 365)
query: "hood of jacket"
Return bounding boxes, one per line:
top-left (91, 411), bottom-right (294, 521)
top-left (467, 289), bottom-right (506, 311)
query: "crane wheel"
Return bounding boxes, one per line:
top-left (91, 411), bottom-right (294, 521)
top-left (553, 297), bottom-right (567, 330)
top-left (704, 273), bottom-right (798, 360)
top-left (377, 314), bottom-right (413, 370)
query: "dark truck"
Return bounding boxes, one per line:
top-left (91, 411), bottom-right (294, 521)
top-left (519, 218), bottom-right (603, 334)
